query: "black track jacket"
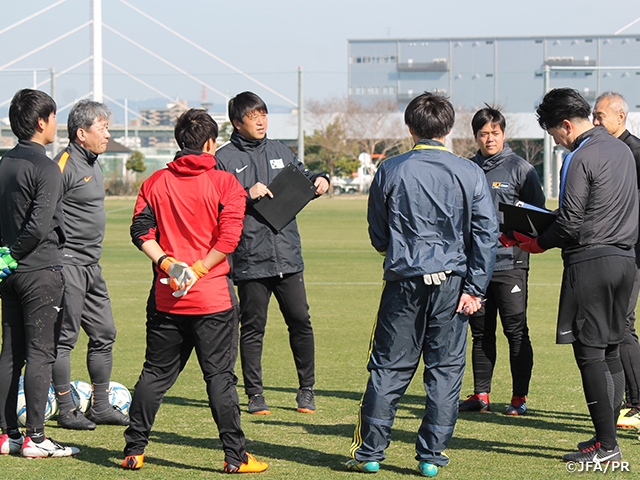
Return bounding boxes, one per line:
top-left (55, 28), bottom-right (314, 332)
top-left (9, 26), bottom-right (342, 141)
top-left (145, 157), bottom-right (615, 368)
top-left (537, 126), bottom-right (638, 264)
top-left (471, 144), bottom-right (545, 272)
top-left (216, 131), bottom-right (328, 282)
top-left (0, 140), bottom-right (65, 271)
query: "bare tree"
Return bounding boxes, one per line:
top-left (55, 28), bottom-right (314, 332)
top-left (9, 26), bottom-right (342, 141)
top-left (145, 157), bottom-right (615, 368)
top-left (343, 98), bottom-right (409, 171)
top-left (306, 97), bottom-right (357, 197)
top-left (450, 107), bottom-right (477, 158)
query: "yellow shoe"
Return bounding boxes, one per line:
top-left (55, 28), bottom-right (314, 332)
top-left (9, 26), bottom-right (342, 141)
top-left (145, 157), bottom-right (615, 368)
top-left (617, 406), bottom-right (640, 429)
top-left (122, 454), bottom-right (145, 469)
top-left (223, 453), bottom-right (269, 473)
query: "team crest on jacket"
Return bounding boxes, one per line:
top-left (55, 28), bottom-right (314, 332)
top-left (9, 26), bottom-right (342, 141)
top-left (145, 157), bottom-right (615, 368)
top-left (492, 182), bottom-right (509, 189)
top-left (269, 158), bottom-right (285, 169)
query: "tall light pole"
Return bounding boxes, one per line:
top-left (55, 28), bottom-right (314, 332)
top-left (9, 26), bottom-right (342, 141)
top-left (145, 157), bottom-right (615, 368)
top-left (92, 0), bottom-right (103, 102)
top-left (298, 66), bottom-right (304, 162)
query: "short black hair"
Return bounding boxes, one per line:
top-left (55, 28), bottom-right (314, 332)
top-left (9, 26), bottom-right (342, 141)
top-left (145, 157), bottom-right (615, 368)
top-left (472, 104), bottom-right (506, 136)
top-left (9, 89), bottom-right (57, 141)
top-left (404, 92), bottom-right (455, 140)
top-left (228, 91), bottom-right (268, 125)
top-left (174, 109), bottom-right (219, 151)
top-left (536, 88), bottom-right (591, 130)
top-left (68, 99), bottom-right (111, 142)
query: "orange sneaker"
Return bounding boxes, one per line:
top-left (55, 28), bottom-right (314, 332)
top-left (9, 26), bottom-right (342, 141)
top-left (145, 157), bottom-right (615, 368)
top-left (122, 454), bottom-right (145, 470)
top-left (223, 453), bottom-right (269, 473)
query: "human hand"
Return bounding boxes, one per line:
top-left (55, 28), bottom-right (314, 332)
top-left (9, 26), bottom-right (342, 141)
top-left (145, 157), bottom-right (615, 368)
top-left (159, 261), bottom-right (197, 297)
top-left (314, 177), bottom-right (329, 196)
top-left (457, 293), bottom-right (484, 315)
top-left (498, 232), bottom-right (519, 248)
top-left (423, 270), bottom-right (452, 286)
top-left (512, 231), bottom-right (546, 254)
top-left (0, 251), bottom-right (18, 279)
top-left (249, 182), bottom-right (273, 201)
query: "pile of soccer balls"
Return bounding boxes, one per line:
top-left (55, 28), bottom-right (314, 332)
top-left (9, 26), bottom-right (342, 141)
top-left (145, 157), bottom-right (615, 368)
top-left (16, 376), bottom-right (131, 427)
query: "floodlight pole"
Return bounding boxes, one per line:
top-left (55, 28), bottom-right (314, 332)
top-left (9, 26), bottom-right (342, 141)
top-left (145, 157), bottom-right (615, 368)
top-left (298, 66), bottom-right (304, 162)
top-left (542, 65), bottom-right (552, 198)
top-left (92, 0), bottom-right (103, 102)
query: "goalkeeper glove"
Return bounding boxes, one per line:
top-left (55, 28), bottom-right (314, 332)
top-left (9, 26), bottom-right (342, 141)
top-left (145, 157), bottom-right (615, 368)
top-left (512, 231), bottom-right (546, 254)
top-left (160, 261), bottom-right (197, 298)
top-left (168, 260), bottom-right (209, 298)
top-left (0, 251), bottom-right (18, 279)
top-left (191, 260), bottom-right (209, 279)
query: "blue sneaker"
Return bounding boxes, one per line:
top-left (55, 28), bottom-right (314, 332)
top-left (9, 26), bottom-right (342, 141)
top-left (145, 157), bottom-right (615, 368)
top-left (505, 396), bottom-right (527, 416)
top-left (345, 459), bottom-right (380, 473)
top-left (417, 461), bottom-right (438, 477)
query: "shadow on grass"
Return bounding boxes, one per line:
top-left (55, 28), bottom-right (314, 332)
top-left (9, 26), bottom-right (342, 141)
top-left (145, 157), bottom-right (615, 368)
top-left (161, 395), bottom-right (209, 408)
top-left (72, 443), bottom-right (221, 472)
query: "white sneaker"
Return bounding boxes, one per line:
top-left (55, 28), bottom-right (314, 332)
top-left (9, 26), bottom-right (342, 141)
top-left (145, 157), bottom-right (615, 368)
top-left (0, 433), bottom-right (24, 455)
top-left (21, 436), bottom-right (80, 458)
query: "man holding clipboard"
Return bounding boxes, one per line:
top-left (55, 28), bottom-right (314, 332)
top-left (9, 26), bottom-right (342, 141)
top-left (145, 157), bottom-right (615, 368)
top-left (216, 91), bottom-right (329, 416)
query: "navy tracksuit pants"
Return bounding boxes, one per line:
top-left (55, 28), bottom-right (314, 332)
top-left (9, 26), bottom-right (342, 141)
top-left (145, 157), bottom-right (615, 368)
top-left (351, 275), bottom-right (468, 467)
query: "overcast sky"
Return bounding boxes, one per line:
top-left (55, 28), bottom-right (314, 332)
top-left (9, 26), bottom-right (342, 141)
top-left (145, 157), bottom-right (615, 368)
top-left (1, 0), bottom-right (640, 116)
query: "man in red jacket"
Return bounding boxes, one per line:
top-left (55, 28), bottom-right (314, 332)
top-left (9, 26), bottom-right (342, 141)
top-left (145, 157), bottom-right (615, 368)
top-left (123, 109), bottom-right (267, 474)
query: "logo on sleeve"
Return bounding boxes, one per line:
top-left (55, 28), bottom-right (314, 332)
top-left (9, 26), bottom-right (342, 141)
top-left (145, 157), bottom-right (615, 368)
top-left (269, 158), bottom-right (285, 169)
top-left (492, 182), bottom-right (509, 189)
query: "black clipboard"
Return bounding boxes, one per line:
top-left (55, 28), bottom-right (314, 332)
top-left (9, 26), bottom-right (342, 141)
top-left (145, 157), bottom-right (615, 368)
top-left (498, 202), bottom-right (556, 237)
top-left (252, 163), bottom-right (317, 232)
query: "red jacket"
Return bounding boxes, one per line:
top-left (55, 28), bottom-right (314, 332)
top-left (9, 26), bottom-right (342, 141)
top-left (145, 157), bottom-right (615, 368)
top-left (131, 150), bottom-right (246, 314)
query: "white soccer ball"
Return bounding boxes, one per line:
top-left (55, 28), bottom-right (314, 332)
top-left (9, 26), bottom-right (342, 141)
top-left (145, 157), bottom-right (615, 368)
top-left (108, 381), bottom-right (132, 415)
top-left (70, 380), bottom-right (93, 413)
top-left (16, 376), bottom-right (58, 426)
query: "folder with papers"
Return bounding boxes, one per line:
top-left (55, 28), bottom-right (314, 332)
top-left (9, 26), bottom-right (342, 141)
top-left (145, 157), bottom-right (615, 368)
top-left (498, 201), bottom-right (556, 237)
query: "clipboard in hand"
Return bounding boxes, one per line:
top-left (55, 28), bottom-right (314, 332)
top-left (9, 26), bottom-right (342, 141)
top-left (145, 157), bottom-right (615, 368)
top-left (498, 201), bottom-right (556, 237)
top-left (252, 162), bottom-right (317, 232)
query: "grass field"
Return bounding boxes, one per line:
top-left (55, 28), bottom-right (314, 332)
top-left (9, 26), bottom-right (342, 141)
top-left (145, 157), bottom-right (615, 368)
top-left (3, 195), bottom-right (639, 479)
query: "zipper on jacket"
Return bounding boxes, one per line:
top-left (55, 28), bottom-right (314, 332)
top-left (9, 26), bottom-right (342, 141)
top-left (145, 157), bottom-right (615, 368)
top-left (272, 230), bottom-right (284, 278)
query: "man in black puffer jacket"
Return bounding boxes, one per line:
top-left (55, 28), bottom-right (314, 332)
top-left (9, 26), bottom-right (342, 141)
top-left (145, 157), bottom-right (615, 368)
top-left (216, 91), bottom-right (329, 416)
top-left (459, 106), bottom-right (545, 417)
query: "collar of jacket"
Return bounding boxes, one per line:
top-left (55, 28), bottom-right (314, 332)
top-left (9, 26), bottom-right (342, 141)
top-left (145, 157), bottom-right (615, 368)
top-left (618, 129), bottom-right (631, 143)
top-left (69, 141), bottom-right (99, 165)
top-left (17, 139), bottom-right (47, 155)
top-left (572, 126), bottom-right (603, 151)
top-left (413, 139), bottom-right (447, 150)
top-left (168, 149), bottom-right (216, 175)
top-left (230, 130), bottom-right (266, 152)
top-left (471, 143), bottom-right (514, 170)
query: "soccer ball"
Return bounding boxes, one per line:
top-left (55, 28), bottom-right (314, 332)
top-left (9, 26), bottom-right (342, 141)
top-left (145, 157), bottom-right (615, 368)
top-left (70, 380), bottom-right (93, 413)
top-left (108, 381), bottom-right (132, 415)
top-left (16, 376), bottom-right (58, 426)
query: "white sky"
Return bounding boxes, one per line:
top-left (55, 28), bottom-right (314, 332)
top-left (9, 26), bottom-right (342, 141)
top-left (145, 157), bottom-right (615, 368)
top-left (1, 0), bottom-right (640, 115)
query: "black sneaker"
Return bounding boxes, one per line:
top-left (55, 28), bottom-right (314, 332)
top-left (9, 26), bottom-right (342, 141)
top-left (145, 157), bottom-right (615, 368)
top-left (57, 409), bottom-right (97, 430)
top-left (576, 436), bottom-right (597, 452)
top-left (562, 443), bottom-right (622, 463)
top-left (296, 387), bottom-right (315, 413)
top-left (87, 406), bottom-right (130, 426)
top-left (458, 393), bottom-right (490, 412)
top-left (248, 394), bottom-right (271, 415)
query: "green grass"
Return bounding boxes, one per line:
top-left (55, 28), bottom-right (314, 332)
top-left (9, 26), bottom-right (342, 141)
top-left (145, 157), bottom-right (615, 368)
top-left (3, 196), bottom-right (639, 479)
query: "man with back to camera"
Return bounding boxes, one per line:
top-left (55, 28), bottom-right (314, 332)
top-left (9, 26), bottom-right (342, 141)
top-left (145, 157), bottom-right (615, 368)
top-left (516, 87), bottom-right (638, 463)
top-left (458, 106), bottom-right (545, 416)
top-left (52, 99), bottom-right (129, 430)
top-left (347, 92), bottom-right (498, 476)
top-left (215, 91), bottom-right (329, 415)
top-left (0, 88), bottom-right (79, 458)
top-left (592, 91), bottom-right (640, 429)
top-left (124, 108), bottom-right (268, 473)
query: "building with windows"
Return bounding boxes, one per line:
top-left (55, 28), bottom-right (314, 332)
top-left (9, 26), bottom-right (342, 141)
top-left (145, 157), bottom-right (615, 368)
top-left (348, 34), bottom-right (640, 117)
